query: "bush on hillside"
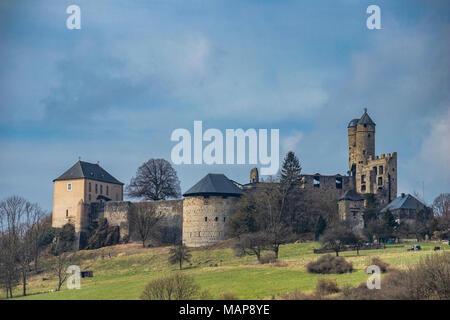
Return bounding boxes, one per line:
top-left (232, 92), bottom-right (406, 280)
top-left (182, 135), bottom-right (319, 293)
top-left (340, 252), bottom-right (450, 300)
top-left (259, 252), bottom-right (277, 264)
top-left (370, 257), bottom-right (389, 273)
top-left (219, 292), bottom-right (238, 300)
top-left (315, 278), bottom-right (340, 296)
top-left (307, 254), bottom-right (353, 274)
top-left (140, 273), bottom-right (199, 300)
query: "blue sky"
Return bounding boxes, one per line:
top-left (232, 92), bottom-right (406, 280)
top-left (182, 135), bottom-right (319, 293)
top-left (0, 0), bottom-right (449, 211)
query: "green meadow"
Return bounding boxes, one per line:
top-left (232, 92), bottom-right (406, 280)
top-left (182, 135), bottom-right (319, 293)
top-left (11, 241), bottom-right (449, 300)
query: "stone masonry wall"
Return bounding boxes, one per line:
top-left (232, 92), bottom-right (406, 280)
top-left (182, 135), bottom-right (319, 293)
top-left (300, 174), bottom-right (354, 200)
top-left (182, 196), bottom-right (239, 247)
top-left (92, 199), bottom-right (183, 242)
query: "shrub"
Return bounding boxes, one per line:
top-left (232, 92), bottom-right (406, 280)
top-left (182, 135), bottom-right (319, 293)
top-left (281, 290), bottom-right (318, 300)
top-left (259, 252), bottom-right (277, 264)
top-left (307, 254), bottom-right (353, 274)
top-left (219, 292), bottom-right (238, 300)
top-left (340, 252), bottom-right (450, 300)
top-left (315, 278), bottom-right (340, 296)
top-left (370, 257), bottom-right (389, 273)
top-left (273, 261), bottom-right (288, 267)
top-left (140, 273), bottom-right (199, 300)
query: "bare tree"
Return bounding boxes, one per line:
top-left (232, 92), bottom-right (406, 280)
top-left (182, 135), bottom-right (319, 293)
top-left (433, 193), bottom-right (450, 237)
top-left (129, 204), bottom-right (163, 247)
top-left (433, 193), bottom-right (450, 217)
top-left (168, 244), bottom-right (192, 270)
top-left (126, 159), bottom-right (181, 200)
top-left (320, 222), bottom-right (357, 256)
top-left (51, 224), bottom-right (76, 292)
top-left (0, 196), bottom-right (26, 298)
top-left (233, 232), bottom-right (271, 262)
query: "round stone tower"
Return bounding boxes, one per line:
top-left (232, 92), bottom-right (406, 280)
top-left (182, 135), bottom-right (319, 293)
top-left (348, 118), bottom-right (359, 173)
top-left (182, 173), bottom-right (242, 247)
top-left (354, 108), bottom-right (376, 166)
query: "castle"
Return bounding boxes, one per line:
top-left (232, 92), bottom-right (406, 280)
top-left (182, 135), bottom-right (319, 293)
top-left (52, 109), bottom-right (398, 248)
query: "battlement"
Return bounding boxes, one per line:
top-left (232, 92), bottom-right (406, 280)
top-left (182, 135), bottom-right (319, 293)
top-left (367, 151), bottom-right (397, 163)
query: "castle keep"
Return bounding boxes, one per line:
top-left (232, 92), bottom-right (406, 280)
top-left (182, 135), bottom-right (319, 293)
top-left (52, 109), bottom-right (398, 248)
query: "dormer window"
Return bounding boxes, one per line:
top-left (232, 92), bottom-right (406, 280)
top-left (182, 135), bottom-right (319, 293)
top-left (67, 183), bottom-right (72, 191)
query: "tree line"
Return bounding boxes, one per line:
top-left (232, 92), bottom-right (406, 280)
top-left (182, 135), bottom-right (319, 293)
top-left (0, 196), bottom-right (76, 298)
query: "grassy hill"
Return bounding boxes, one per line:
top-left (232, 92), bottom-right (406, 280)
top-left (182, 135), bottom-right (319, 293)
top-left (10, 240), bottom-right (449, 300)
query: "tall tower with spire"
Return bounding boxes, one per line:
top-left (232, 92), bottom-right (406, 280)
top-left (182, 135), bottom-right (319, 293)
top-left (348, 108), bottom-right (376, 174)
top-left (347, 109), bottom-right (397, 205)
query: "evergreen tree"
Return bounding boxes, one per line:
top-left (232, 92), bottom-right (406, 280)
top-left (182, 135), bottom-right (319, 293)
top-left (314, 215), bottom-right (327, 241)
top-left (280, 151), bottom-right (302, 193)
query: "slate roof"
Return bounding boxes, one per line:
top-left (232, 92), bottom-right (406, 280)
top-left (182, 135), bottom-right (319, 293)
top-left (183, 173), bottom-right (243, 197)
top-left (381, 194), bottom-right (425, 212)
top-left (53, 161), bottom-right (124, 185)
top-left (358, 110), bottom-right (376, 126)
top-left (348, 118), bottom-right (359, 128)
top-left (338, 189), bottom-right (364, 201)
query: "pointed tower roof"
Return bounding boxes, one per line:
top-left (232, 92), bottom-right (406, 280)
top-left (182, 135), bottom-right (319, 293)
top-left (53, 161), bottom-right (124, 185)
top-left (358, 108), bottom-right (376, 126)
top-left (348, 118), bottom-right (359, 128)
top-left (183, 173), bottom-right (243, 197)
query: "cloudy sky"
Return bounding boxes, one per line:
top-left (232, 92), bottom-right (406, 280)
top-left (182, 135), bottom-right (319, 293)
top-left (0, 0), bottom-right (448, 211)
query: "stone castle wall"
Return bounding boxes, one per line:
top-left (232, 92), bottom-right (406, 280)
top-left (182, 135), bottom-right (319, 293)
top-left (300, 174), bottom-right (354, 200)
top-left (355, 152), bottom-right (397, 205)
top-left (182, 196), bottom-right (240, 247)
top-left (91, 199), bottom-right (183, 242)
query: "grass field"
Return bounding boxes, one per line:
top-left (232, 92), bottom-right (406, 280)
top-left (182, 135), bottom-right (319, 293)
top-left (9, 240), bottom-right (449, 300)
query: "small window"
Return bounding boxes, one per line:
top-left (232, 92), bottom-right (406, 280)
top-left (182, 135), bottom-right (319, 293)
top-left (223, 217), bottom-right (226, 222)
top-left (89, 194), bottom-right (91, 201)
top-left (115, 193), bottom-right (119, 201)
top-left (67, 183), bottom-right (72, 191)
top-left (89, 182), bottom-right (91, 192)
top-left (335, 177), bottom-right (342, 189)
top-left (204, 217), bottom-right (208, 222)
top-left (215, 217), bottom-right (218, 222)
top-left (313, 176), bottom-right (320, 188)
top-left (106, 185), bottom-right (109, 196)
top-left (361, 185), bottom-right (366, 192)
top-left (373, 166), bottom-right (377, 175)
top-left (361, 175), bottom-right (366, 184)
top-left (378, 177), bottom-right (383, 186)
top-left (100, 185), bottom-right (103, 194)
top-left (379, 166), bottom-right (383, 174)
top-left (66, 209), bottom-right (69, 217)
top-left (95, 184), bottom-right (98, 194)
